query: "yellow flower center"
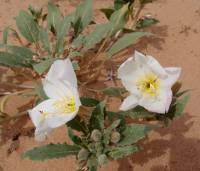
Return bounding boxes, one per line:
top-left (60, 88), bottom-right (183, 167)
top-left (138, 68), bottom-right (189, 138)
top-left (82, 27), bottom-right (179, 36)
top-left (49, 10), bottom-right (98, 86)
top-left (136, 73), bottom-right (160, 97)
top-left (53, 96), bottom-right (76, 114)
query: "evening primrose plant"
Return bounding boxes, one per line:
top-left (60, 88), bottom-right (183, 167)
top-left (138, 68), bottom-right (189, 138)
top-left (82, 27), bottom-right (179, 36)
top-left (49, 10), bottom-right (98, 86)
top-left (0, 0), bottom-right (189, 171)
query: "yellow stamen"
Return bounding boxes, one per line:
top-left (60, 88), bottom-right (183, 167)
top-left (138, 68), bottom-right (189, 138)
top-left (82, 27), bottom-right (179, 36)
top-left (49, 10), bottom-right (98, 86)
top-left (53, 96), bottom-right (76, 114)
top-left (136, 73), bottom-right (160, 97)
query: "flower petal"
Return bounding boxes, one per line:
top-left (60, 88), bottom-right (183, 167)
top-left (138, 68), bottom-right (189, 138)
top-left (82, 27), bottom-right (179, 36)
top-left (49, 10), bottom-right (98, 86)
top-left (42, 79), bottom-right (74, 99)
top-left (47, 110), bottom-right (78, 128)
top-left (135, 50), bottom-right (148, 65)
top-left (146, 55), bottom-right (167, 78)
top-left (139, 88), bottom-right (172, 114)
top-left (118, 56), bottom-right (139, 80)
top-left (46, 58), bottom-right (77, 87)
top-left (164, 67), bottom-right (181, 87)
top-left (34, 123), bottom-right (52, 141)
top-left (28, 99), bottom-right (57, 127)
top-left (120, 95), bottom-right (139, 111)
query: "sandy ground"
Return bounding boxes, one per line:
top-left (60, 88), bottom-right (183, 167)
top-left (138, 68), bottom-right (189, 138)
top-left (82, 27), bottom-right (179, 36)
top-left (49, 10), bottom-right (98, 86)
top-left (0, 0), bottom-right (200, 171)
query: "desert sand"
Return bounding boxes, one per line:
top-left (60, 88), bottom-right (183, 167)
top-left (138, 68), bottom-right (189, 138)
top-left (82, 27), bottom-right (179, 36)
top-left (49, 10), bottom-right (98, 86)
top-left (0, 0), bottom-right (200, 171)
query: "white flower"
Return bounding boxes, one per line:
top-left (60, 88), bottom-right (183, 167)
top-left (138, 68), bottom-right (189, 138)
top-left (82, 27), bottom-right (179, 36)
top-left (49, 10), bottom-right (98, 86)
top-left (29, 58), bottom-right (81, 141)
top-left (118, 51), bottom-right (181, 114)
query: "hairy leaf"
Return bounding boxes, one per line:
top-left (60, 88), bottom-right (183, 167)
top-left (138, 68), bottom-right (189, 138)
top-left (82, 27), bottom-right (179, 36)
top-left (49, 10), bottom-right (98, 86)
top-left (109, 144), bottom-right (140, 159)
top-left (33, 58), bottom-right (55, 75)
top-left (47, 2), bottom-right (62, 33)
top-left (55, 14), bottom-right (74, 54)
top-left (136, 17), bottom-right (159, 29)
top-left (108, 32), bottom-right (150, 57)
top-left (102, 87), bottom-right (126, 96)
top-left (2, 27), bottom-right (9, 44)
top-left (100, 8), bottom-right (114, 19)
top-left (126, 107), bottom-right (155, 119)
top-left (22, 143), bottom-right (80, 161)
top-left (73, 0), bottom-right (93, 35)
top-left (16, 10), bottom-right (39, 42)
top-left (89, 101), bottom-right (105, 130)
top-left (118, 124), bottom-right (157, 146)
top-left (80, 97), bottom-right (99, 107)
top-left (39, 28), bottom-right (51, 53)
top-left (84, 23), bottom-right (112, 50)
top-left (68, 127), bottom-right (82, 145)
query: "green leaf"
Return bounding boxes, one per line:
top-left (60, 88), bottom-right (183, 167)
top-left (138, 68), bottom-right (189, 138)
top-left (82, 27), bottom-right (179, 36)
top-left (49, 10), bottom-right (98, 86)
top-left (2, 27), bottom-right (9, 44)
top-left (72, 60), bottom-right (80, 70)
top-left (114, 0), bottom-right (129, 10)
top-left (84, 23), bottom-right (112, 50)
top-left (39, 28), bottom-right (51, 53)
top-left (16, 10), bottom-right (39, 42)
top-left (0, 52), bottom-right (25, 67)
top-left (108, 32), bottom-right (150, 58)
top-left (118, 124), bottom-right (157, 146)
top-left (104, 119), bottom-right (121, 145)
top-left (55, 14), bottom-right (74, 54)
top-left (71, 35), bottom-right (85, 49)
top-left (126, 107), bottom-right (155, 119)
top-left (136, 18), bottom-right (159, 29)
top-left (102, 87), bottom-right (126, 96)
top-left (100, 8), bottom-right (114, 19)
top-left (34, 83), bottom-right (48, 101)
top-left (69, 51), bottom-right (83, 58)
top-left (174, 94), bottom-right (190, 118)
top-left (22, 143), bottom-right (80, 161)
top-left (68, 127), bottom-right (81, 145)
top-left (109, 145), bottom-right (140, 159)
top-left (109, 3), bottom-right (129, 35)
top-left (33, 58), bottom-right (55, 75)
top-left (89, 101), bottom-right (105, 130)
top-left (6, 45), bottom-right (35, 67)
top-left (73, 0), bottom-right (93, 35)
top-left (47, 2), bottom-right (62, 33)
top-left (80, 97), bottom-right (99, 107)
top-left (67, 115), bottom-right (88, 133)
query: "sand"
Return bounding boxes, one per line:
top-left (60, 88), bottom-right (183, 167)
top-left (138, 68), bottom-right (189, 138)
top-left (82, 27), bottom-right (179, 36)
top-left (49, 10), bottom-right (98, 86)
top-left (0, 0), bottom-right (200, 170)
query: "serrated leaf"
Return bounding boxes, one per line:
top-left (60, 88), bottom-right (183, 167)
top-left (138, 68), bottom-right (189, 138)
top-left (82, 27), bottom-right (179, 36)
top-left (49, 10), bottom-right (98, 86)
top-left (67, 115), bottom-right (88, 133)
top-left (118, 124), bottom-right (157, 146)
top-left (84, 23), bottom-right (112, 50)
top-left (22, 143), bottom-right (80, 161)
top-left (108, 32), bottom-right (150, 58)
top-left (102, 87), bottom-right (126, 96)
top-left (68, 127), bottom-right (81, 145)
top-left (47, 2), bottom-right (62, 33)
top-left (55, 14), bottom-right (74, 54)
top-left (174, 94), bottom-right (190, 118)
top-left (109, 3), bottom-right (129, 35)
top-left (33, 58), bottom-right (55, 75)
top-left (100, 8), bottom-right (114, 19)
top-left (80, 97), bottom-right (99, 107)
top-left (89, 101), bottom-right (105, 130)
top-left (109, 145), bottom-right (140, 159)
top-left (73, 0), bottom-right (93, 35)
top-left (39, 28), bottom-right (51, 53)
top-left (16, 10), bottom-right (39, 42)
top-left (136, 18), bottom-right (159, 29)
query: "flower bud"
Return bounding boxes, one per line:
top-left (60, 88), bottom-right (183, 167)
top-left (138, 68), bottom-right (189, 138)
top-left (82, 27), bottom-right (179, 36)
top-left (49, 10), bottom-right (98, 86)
top-left (78, 148), bottom-right (89, 161)
top-left (91, 129), bottom-right (102, 142)
top-left (98, 154), bottom-right (108, 166)
top-left (172, 81), bottom-right (182, 95)
top-left (110, 131), bottom-right (121, 144)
